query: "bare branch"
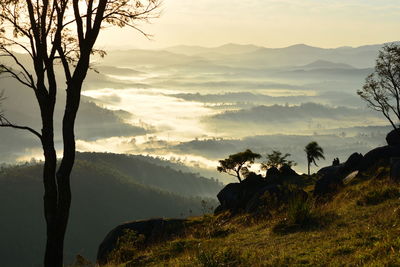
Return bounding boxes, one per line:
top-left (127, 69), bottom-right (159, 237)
top-left (73, 0), bottom-right (84, 46)
top-left (0, 64), bottom-right (35, 89)
top-left (0, 46), bottom-right (36, 89)
top-left (0, 103), bottom-right (42, 140)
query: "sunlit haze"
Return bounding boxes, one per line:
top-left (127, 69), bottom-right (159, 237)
top-left (97, 0), bottom-right (400, 49)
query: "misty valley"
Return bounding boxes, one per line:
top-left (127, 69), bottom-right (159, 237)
top-left (0, 43), bottom-right (390, 175)
top-left (1, 42), bottom-right (398, 266)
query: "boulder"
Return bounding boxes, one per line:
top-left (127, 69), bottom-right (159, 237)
top-left (266, 167), bottom-right (280, 179)
top-left (245, 185), bottom-right (307, 214)
top-left (386, 129), bottom-right (400, 146)
top-left (342, 152), bottom-right (364, 173)
top-left (317, 165), bottom-right (342, 176)
top-left (216, 183), bottom-right (243, 211)
top-left (241, 172), bottom-right (266, 187)
top-left (215, 173), bottom-right (269, 214)
top-left (314, 173), bottom-right (343, 197)
top-left (97, 218), bottom-right (187, 265)
top-left (391, 159), bottom-right (400, 181)
top-left (317, 153), bottom-right (363, 179)
top-left (359, 145), bottom-right (400, 171)
top-left (279, 165), bottom-right (299, 177)
top-left (244, 185), bottom-right (282, 214)
top-left (315, 153), bottom-right (363, 198)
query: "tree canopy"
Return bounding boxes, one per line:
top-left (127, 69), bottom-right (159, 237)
top-left (304, 141), bottom-right (325, 176)
top-left (261, 150), bottom-right (296, 170)
top-left (357, 44), bottom-right (400, 132)
top-left (217, 149), bottom-right (261, 183)
top-left (0, 1), bottom-right (160, 266)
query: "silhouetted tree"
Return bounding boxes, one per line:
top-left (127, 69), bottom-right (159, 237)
top-left (357, 44), bottom-right (400, 134)
top-left (261, 150), bottom-right (296, 170)
top-left (217, 149), bottom-right (261, 183)
top-left (305, 141), bottom-right (325, 176)
top-left (0, 1), bottom-right (160, 266)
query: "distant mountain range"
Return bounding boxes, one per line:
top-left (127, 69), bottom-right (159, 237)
top-left (99, 42), bottom-right (398, 71)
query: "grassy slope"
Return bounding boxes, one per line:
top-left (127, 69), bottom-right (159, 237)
top-left (102, 166), bottom-right (400, 266)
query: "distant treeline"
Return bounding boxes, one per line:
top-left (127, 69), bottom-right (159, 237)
top-left (0, 152), bottom-right (221, 266)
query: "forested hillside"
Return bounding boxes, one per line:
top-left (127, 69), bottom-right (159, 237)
top-left (76, 152), bottom-right (222, 198)
top-left (0, 154), bottom-right (220, 266)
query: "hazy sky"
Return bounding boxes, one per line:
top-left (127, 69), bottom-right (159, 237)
top-left (96, 0), bottom-right (400, 49)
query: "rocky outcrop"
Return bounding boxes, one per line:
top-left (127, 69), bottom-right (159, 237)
top-left (342, 152), bottom-right (364, 173)
top-left (386, 129), bottom-right (400, 146)
top-left (358, 145), bottom-right (400, 171)
top-left (215, 172), bottom-right (307, 215)
top-left (266, 167), bottom-right (280, 179)
top-left (391, 159), bottom-right (400, 181)
top-left (314, 152), bottom-right (363, 197)
top-left (280, 164), bottom-right (300, 177)
top-left (315, 129), bottom-right (400, 198)
top-left (97, 218), bottom-right (187, 265)
top-left (314, 172), bottom-right (344, 197)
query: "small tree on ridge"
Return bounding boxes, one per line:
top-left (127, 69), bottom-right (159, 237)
top-left (217, 149), bottom-right (261, 183)
top-left (261, 150), bottom-right (296, 170)
top-left (305, 141), bottom-right (325, 176)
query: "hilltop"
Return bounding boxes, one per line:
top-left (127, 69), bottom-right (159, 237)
top-left (96, 163), bottom-right (400, 266)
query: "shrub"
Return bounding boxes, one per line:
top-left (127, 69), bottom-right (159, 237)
top-left (197, 247), bottom-right (243, 267)
top-left (107, 229), bottom-right (146, 264)
top-left (357, 186), bottom-right (400, 206)
top-left (273, 196), bottom-right (335, 234)
top-left (168, 239), bottom-right (199, 254)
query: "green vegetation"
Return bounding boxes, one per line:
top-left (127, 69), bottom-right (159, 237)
top-left (305, 141), bottom-right (325, 176)
top-left (103, 165), bottom-right (400, 267)
top-left (217, 149), bottom-right (261, 182)
top-left (0, 153), bottom-right (220, 266)
top-left (261, 150), bottom-right (296, 169)
top-left (358, 44), bottom-right (400, 132)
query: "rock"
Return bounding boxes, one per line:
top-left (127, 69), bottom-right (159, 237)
top-left (391, 159), bottom-right (400, 181)
top-left (314, 173), bottom-right (344, 197)
top-left (317, 165), bottom-right (342, 176)
top-left (315, 153), bottom-right (363, 198)
top-left (97, 218), bottom-right (187, 265)
top-left (215, 170), bottom-right (309, 214)
top-left (216, 183), bottom-right (242, 212)
top-left (318, 153), bottom-right (363, 177)
top-left (342, 152), bottom-right (363, 173)
top-left (266, 167), bottom-right (280, 179)
top-left (359, 145), bottom-right (400, 171)
top-left (241, 172), bottom-right (266, 187)
top-left (386, 129), bottom-right (400, 146)
top-left (213, 205), bottom-right (225, 214)
top-left (245, 185), bottom-right (308, 214)
top-left (215, 173), bottom-right (268, 214)
top-left (244, 185), bottom-right (282, 214)
top-left (279, 165), bottom-right (299, 177)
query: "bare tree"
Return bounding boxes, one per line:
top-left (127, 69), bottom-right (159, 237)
top-left (0, 1), bottom-right (160, 266)
top-left (358, 44), bottom-right (400, 133)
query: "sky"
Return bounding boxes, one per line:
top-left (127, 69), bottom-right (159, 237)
top-left (96, 0), bottom-right (400, 49)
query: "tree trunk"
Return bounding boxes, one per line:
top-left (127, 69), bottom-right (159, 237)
top-left (41, 117), bottom-right (65, 267)
top-left (44, 80), bottom-right (83, 266)
top-left (307, 161), bottom-right (310, 176)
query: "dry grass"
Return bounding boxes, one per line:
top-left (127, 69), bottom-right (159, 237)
top-left (73, 166), bottom-right (400, 267)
